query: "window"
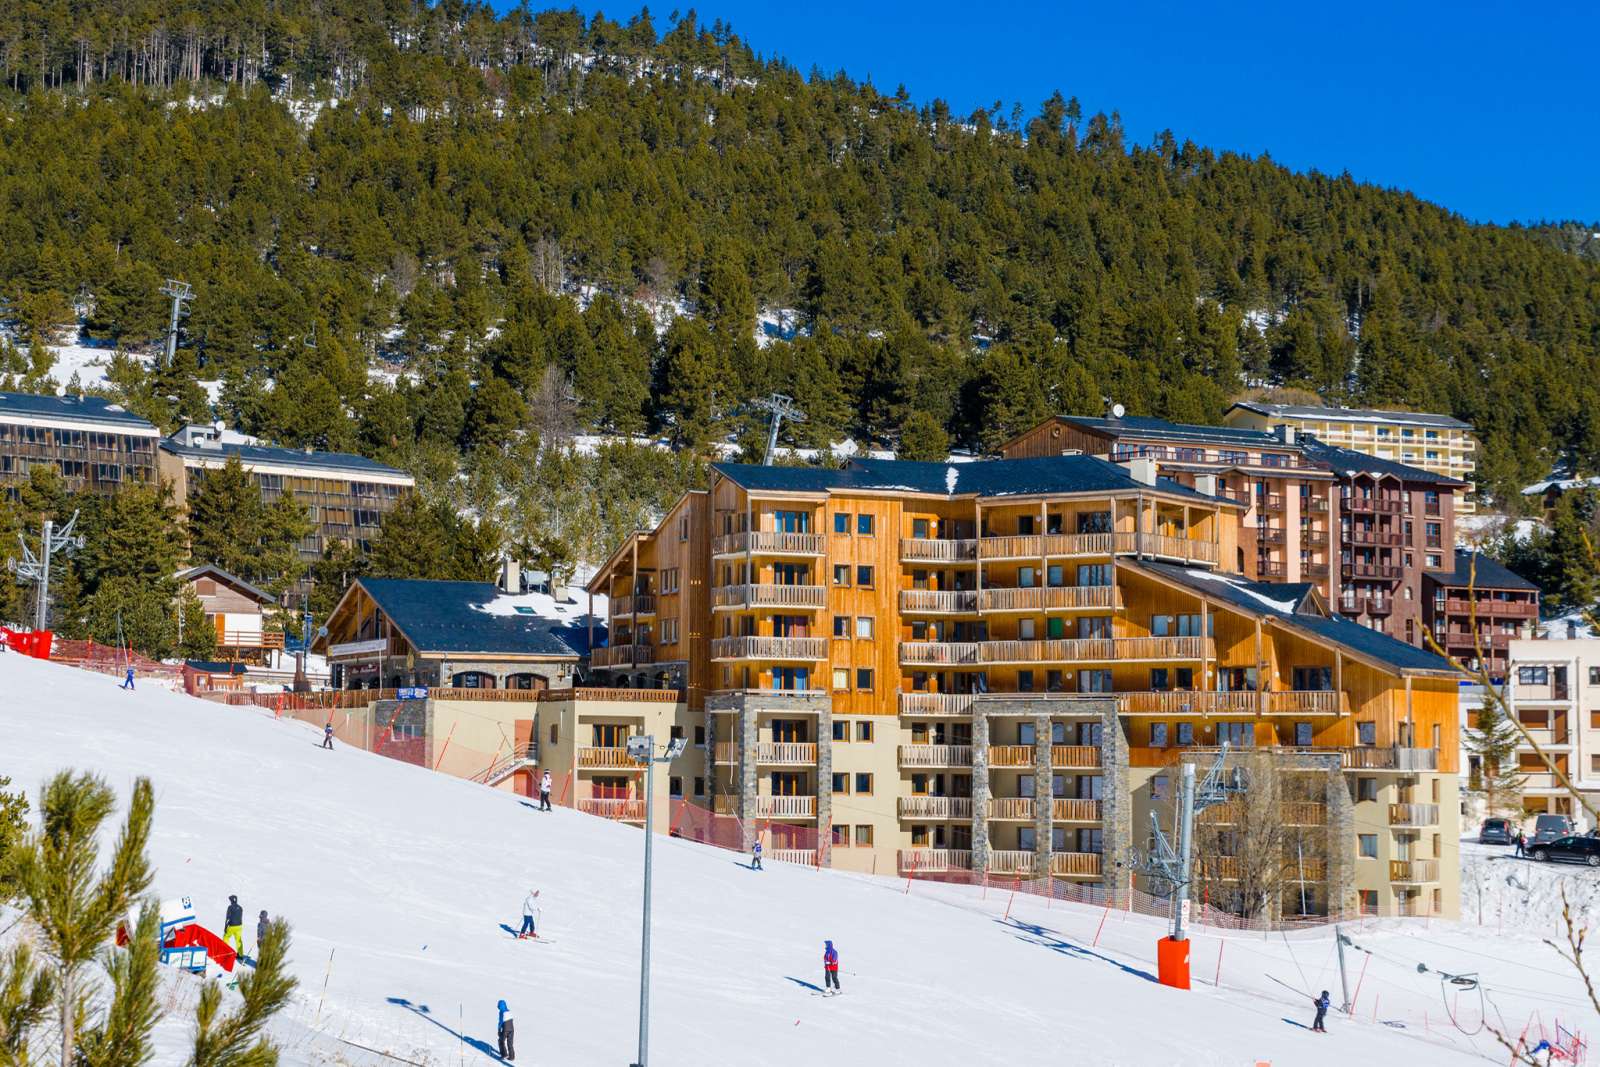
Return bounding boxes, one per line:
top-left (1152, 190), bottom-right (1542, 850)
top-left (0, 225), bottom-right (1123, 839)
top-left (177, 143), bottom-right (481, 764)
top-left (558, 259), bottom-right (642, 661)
top-left (1358, 834), bottom-right (1378, 858)
top-left (1150, 722), bottom-right (1169, 747)
top-left (856, 668), bottom-right (874, 691)
top-left (1018, 670), bottom-right (1035, 692)
top-left (1357, 778), bottom-right (1377, 802)
top-left (856, 616), bottom-right (874, 639)
top-left (857, 514), bottom-right (874, 536)
top-left (832, 825), bottom-right (849, 847)
top-left (833, 668), bottom-right (850, 691)
top-left (669, 725), bottom-right (685, 741)
top-left (854, 825), bottom-right (874, 847)
top-left (1078, 564), bottom-right (1112, 587)
top-left (669, 776), bottom-right (683, 799)
top-left (1151, 614), bottom-right (1208, 637)
top-left (1150, 668), bottom-right (1170, 691)
top-left (832, 719), bottom-right (847, 740)
top-left (1152, 775), bottom-right (1169, 800)
top-left (832, 772), bottom-right (848, 792)
top-left (1295, 722), bottom-right (1313, 746)
top-left (856, 565), bottom-right (874, 588)
top-left (1360, 890), bottom-right (1378, 915)
top-left (1590, 667), bottom-right (1600, 686)
top-left (856, 721), bottom-right (874, 742)
top-left (833, 512), bottom-right (851, 534)
top-left (678, 517), bottom-right (689, 541)
top-left (549, 723), bottom-right (558, 744)
top-left (1519, 666), bottom-right (1550, 686)
top-left (694, 725), bottom-right (706, 746)
top-left (1292, 666), bottom-right (1332, 691)
top-left (912, 518), bottom-right (929, 538)
top-left (832, 565), bottom-right (851, 586)
top-left (1357, 721), bottom-right (1377, 745)
top-left (1426, 554), bottom-right (1441, 569)
top-left (1079, 670), bottom-right (1113, 693)
top-left (833, 615), bottom-right (850, 638)
top-left (694, 776), bottom-right (704, 797)
top-left (854, 773), bottom-right (873, 795)
top-left (1176, 722), bottom-right (1194, 746)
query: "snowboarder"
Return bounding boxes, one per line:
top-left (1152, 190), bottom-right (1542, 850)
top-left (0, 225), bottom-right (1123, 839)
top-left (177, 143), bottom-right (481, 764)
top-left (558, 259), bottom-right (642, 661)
top-left (1514, 829), bottom-right (1526, 858)
top-left (1311, 990), bottom-right (1330, 1032)
top-left (518, 889), bottom-right (540, 938)
top-left (539, 770), bottom-right (552, 811)
top-left (751, 840), bottom-right (763, 870)
top-left (119, 666), bottom-right (135, 690)
top-left (223, 895), bottom-right (245, 956)
top-left (322, 723), bottom-right (335, 750)
top-left (823, 940), bottom-right (840, 993)
top-left (497, 999), bottom-right (515, 1060)
top-left (256, 909), bottom-right (270, 953)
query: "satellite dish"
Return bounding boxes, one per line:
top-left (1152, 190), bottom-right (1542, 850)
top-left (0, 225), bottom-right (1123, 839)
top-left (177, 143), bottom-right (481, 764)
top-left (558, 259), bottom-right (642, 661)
top-left (1111, 403), bottom-right (1126, 419)
top-left (213, 419), bottom-right (225, 432)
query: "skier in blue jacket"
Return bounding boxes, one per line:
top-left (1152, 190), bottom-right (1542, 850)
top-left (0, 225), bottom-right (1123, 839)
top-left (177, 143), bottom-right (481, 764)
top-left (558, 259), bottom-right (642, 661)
top-left (497, 999), bottom-right (515, 1060)
top-left (1311, 990), bottom-right (1330, 1032)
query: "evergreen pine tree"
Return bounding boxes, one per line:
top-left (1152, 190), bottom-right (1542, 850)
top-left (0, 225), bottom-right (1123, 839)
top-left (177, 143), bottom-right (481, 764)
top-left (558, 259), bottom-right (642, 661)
top-left (896, 410), bottom-right (950, 462)
top-left (1466, 697), bottom-right (1526, 816)
top-left (0, 775), bottom-right (28, 904)
top-left (188, 919), bottom-right (296, 1067)
top-left (0, 940), bottom-right (55, 1063)
top-left (185, 456), bottom-right (263, 576)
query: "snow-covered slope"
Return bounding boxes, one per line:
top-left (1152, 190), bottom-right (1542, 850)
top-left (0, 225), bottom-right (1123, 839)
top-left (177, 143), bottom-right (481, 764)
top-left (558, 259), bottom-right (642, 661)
top-left (1, 654), bottom-right (1592, 1065)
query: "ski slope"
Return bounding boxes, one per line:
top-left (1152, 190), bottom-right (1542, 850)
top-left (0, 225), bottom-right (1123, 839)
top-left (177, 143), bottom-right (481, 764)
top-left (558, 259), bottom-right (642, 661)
top-left (1, 652), bottom-right (1593, 1065)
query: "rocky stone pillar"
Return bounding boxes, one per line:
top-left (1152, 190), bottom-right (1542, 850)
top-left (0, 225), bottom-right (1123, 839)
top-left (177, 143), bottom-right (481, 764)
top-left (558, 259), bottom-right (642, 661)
top-left (1032, 713), bottom-right (1053, 878)
top-left (739, 704), bottom-right (760, 851)
top-left (815, 701), bottom-right (833, 868)
top-left (1097, 698), bottom-right (1131, 907)
top-left (971, 710), bottom-right (991, 873)
top-left (703, 708), bottom-right (717, 817)
top-left (1324, 762), bottom-right (1357, 917)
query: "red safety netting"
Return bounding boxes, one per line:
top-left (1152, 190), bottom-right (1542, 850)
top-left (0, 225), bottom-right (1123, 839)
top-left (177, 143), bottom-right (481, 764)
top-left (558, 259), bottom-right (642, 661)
top-left (50, 638), bottom-right (185, 685)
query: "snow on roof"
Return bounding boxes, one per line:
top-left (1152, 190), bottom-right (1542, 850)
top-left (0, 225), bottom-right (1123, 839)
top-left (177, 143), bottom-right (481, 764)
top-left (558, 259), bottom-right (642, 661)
top-left (1162, 566), bottom-right (1302, 613)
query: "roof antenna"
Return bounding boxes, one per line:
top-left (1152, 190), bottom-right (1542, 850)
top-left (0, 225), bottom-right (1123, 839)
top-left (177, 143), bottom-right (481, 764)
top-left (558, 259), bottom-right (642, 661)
top-left (750, 393), bottom-right (806, 466)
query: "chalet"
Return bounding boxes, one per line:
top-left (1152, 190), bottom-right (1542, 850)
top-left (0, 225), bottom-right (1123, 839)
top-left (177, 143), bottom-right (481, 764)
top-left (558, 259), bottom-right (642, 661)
top-left (177, 564), bottom-right (281, 663)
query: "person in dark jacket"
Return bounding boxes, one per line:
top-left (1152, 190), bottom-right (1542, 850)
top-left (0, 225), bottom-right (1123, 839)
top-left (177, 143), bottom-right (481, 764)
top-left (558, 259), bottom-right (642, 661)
top-left (497, 999), bottom-right (515, 1060)
top-left (751, 840), bottom-right (763, 870)
top-left (1514, 829), bottom-right (1526, 857)
top-left (1312, 990), bottom-right (1330, 1032)
top-left (256, 910), bottom-right (270, 953)
top-left (223, 895), bottom-right (245, 955)
top-left (823, 940), bottom-right (840, 993)
top-left (322, 723), bottom-right (335, 750)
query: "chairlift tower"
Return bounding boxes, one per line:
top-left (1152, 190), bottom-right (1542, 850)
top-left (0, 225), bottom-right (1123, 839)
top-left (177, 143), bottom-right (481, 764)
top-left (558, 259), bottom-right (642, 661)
top-left (159, 279), bottom-right (193, 370)
top-left (749, 393), bottom-right (806, 466)
top-left (8, 510), bottom-right (85, 630)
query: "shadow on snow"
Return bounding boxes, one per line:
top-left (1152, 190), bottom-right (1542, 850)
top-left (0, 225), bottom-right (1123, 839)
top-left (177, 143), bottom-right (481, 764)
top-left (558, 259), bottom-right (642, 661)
top-left (386, 996), bottom-right (502, 1060)
top-left (996, 917), bottom-right (1158, 983)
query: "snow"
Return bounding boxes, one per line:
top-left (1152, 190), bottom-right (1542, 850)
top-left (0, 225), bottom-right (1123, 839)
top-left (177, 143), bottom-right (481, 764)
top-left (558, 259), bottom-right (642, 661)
top-left (1539, 611), bottom-right (1596, 640)
top-left (1175, 567), bottom-right (1302, 612)
top-left (472, 584), bottom-right (606, 623)
top-left (4, 653), bottom-right (1597, 1065)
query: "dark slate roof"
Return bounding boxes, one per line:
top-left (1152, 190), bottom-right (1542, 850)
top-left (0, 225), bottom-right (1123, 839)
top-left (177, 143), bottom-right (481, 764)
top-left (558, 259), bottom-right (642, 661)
top-left (0, 390), bottom-right (158, 431)
top-left (358, 578), bottom-right (581, 657)
top-left (1425, 549), bottom-right (1539, 592)
top-left (711, 454), bottom-right (1236, 506)
top-left (176, 564), bottom-right (278, 606)
top-left (1228, 401), bottom-right (1471, 430)
top-left (160, 439), bottom-right (410, 479)
top-left (1298, 437), bottom-right (1466, 487)
top-left (1054, 414), bottom-right (1292, 450)
top-left (1134, 560), bottom-right (1457, 674)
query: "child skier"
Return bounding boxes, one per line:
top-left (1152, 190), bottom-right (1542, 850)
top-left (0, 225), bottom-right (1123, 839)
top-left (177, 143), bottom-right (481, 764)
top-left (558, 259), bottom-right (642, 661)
top-left (223, 895), bottom-right (245, 956)
top-left (1311, 990), bottom-right (1330, 1032)
top-left (539, 770), bottom-right (552, 811)
top-left (823, 940), bottom-right (840, 993)
top-left (119, 666), bottom-right (135, 690)
top-left (518, 889), bottom-right (540, 938)
top-left (496, 999), bottom-right (515, 1060)
top-left (322, 723), bottom-right (335, 750)
top-left (751, 840), bottom-right (763, 870)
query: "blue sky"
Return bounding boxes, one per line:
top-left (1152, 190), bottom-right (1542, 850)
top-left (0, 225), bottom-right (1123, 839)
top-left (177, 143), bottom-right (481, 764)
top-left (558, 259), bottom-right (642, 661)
top-left (555, 1), bottom-right (1597, 224)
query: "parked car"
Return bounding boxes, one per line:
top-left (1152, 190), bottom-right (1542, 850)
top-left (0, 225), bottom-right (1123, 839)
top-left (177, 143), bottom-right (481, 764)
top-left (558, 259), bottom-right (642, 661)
top-left (1530, 814), bottom-right (1575, 847)
top-left (1479, 817), bottom-right (1514, 845)
top-left (1530, 836), bottom-right (1600, 867)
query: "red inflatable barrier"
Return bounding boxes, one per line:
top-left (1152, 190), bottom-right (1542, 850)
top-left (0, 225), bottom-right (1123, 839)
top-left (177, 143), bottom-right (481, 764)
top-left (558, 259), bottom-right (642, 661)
top-left (0, 628), bottom-right (52, 659)
top-left (167, 923), bottom-right (237, 973)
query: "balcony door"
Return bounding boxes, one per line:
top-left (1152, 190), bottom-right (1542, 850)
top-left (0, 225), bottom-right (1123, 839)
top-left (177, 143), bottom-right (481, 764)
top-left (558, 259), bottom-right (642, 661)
top-left (771, 719), bottom-right (808, 743)
top-left (592, 723), bottom-right (630, 749)
top-left (772, 510), bottom-right (811, 533)
top-left (770, 772), bottom-right (806, 796)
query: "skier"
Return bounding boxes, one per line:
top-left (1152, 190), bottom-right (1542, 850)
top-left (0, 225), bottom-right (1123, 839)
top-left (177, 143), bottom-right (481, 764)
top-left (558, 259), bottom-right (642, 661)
top-left (119, 666), bottom-right (135, 690)
top-left (223, 895), bottom-right (245, 956)
top-left (751, 839), bottom-right (763, 871)
top-left (322, 723), bottom-right (335, 750)
top-left (256, 909), bottom-right (270, 954)
top-left (518, 889), bottom-right (540, 939)
top-left (539, 770), bottom-right (552, 812)
top-left (1311, 990), bottom-right (1330, 1033)
top-left (822, 940), bottom-right (840, 994)
top-left (496, 999), bottom-right (515, 1061)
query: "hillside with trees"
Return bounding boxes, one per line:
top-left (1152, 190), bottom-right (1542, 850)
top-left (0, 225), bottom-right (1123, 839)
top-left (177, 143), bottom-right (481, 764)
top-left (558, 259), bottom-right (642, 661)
top-left (2, 1), bottom-right (1599, 582)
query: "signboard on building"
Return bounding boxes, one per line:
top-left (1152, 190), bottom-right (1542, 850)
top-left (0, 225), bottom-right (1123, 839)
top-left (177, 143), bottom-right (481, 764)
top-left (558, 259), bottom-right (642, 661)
top-left (397, 686), bottom-right (429, 700)
top-left (327, 638), bottom-right (388, 660)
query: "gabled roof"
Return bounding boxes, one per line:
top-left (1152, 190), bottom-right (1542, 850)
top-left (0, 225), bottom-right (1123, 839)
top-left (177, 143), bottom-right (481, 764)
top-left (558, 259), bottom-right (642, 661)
top-left (335, 578), bottom-right (582, 658)
top-left (1130, 560), bottom-right (1458, 675)
top-left (160, 439), bottom-right (412, 481)
top-left (0, 390), bottom-right (160, 433)
top-left (1298, 437), bottom-right (1466, 488)
top-left (1227, 400), bottom-right (1472, 431)
top-left (1425, 549), bottom-right (1539, 592)
top-left (1048, 414), bottom-right (1292, 450)
top-left (710, 454), bottom-right (1238, 507)
top-left (176, 564), bottom-right (277, 607)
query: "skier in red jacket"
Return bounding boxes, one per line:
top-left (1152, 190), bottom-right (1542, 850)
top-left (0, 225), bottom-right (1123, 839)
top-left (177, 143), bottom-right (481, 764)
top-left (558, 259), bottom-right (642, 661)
top-left (822, 940), bottom-right (840, 993)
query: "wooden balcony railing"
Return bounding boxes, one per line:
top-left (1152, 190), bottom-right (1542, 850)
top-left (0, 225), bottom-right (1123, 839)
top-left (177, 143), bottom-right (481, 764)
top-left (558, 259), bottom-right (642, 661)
top-left (898, 692), bottom-right (978, 716)
top-left (899, 589), bottom-right (979, 613)
top-left (713, 742), bottom-right (739, 766)
top-left (1050, 852), bottom-right (1103, 877)
top-left (1389, 858), bottom-right (1441, 883)
top-left (1342, 496), bottom-right (1405, 514)
top-left (987, 850), bottom-right (1035, 875)
top-left (713, 530), bottom-right (826, 556)
top-left (578, 747), bottom-right (643, 770)
top-left (1343, 561), bottom-right (1405, 580)
top-left (977, 585), bottom-right (1122, 612)
top-left (753, 795), bottom-right (817, 819)
top-left (770, 849), bottom-right (818, 866)
top-left (988, 745), bottom-right (1036, 768)
top-left (1256, 493), bottom-right (1286, 511)
top-left (1116, 690), bottom-right (1347, 715)
top-left (897, 849), bottom-right (973, 874)
top-left (1388, 803), bottom-right (1440, 827)
top-left (217, 629), bottom-right (285, 650)
top-left (610, 594), bottom-right (656, 617)
top-left (1339, 595), bottom-right (1391, 615)
top-left (1257, 526), bottom-right (1286, 545)
top-left (1052, 798), bottom-right (1102, 822)
top-left (710, 636), bottom-right (826, 661)
top-left (1442, 598), bottom-right (1538, 618)
top-left (990, 797), bottom-right (1035, 820)
top-left (900, 538), bottom-right (979, 562)
top-left (756, 742), bottom-right (817, 765)
top-left (1345, 527), bottom-right (1405, 547)
top-left (712, 584), bottom-right (828, 610)
top-left (898, 744), bottom-right (973, 768)
top-left (897, 796), bottom-right (973, 820)
top-left (1051, 745), bottom-right (1101, 769)
top-left (978, 532), bottom-right (1122, 560)
top-left (1281, 803), bottom-right (1327, 826)
top-left (577, 798), bottom-right (647, 821)
top-left (590, 644), bottom-right (656, 667)
top-left (900, 636), bottom-right (1213, 665)
top-left (1344, 746), bottom-right (1438, 771)
top-left (1134, 533), bottom-right (1219, 565)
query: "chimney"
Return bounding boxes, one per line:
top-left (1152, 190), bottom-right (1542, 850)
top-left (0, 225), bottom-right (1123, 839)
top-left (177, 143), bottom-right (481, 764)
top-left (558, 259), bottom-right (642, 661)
top-left (1123, 457), bottom-right (1158, 486)
top-left (1273, 424), bottom-right (1297, 445)
top-left (501, 557), bottom-right (522, 595)
top-left (1193, 473), bottom-right (1218, 497)
top-left (1569, 620), bottom-right (1578, 640)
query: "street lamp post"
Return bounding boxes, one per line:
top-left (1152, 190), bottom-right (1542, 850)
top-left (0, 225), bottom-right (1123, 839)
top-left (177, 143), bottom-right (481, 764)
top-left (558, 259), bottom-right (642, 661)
top-left (627, 733), bottom-right (687, 1067)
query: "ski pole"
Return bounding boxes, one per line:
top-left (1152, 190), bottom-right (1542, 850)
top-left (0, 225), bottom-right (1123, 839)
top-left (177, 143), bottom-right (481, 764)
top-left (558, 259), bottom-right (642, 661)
top-left (313, 947), bottom-right (336, 1025)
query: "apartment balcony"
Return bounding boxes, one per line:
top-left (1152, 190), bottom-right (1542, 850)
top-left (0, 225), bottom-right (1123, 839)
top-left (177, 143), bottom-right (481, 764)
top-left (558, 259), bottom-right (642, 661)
top-left (1307, 497), bottom-right (1331, 513)
top-left (1389, 803), bottom-right (1440, 828)
top-left (1343, 746), bottom-right (1438, 772)
top-left (753, 795), bottom-right (817, 819)
top-left (988, 745), bottom-right (1036, 768)
top-left (899, 589), bottom-right (979, 614)
top-left (900, 538), bottom-right (979, 562)
top-left (1052, 798), bottom-right (1102, 822)
top-left (1257, 526), bottom-right (1286, 545)
top-left (1256, 561), bottom-right (1286, 578)
top-left (1389, 858), bottom-right (1441, 884)
top-left (1342, 497), bottom-right (1405, 514)
top-left (1115, 690), bottom-right (1348, 715)
top-left (577, 747), bottom-right (644, 770)
top-left (1282, 802), bottom-right (1328, 827)
top-left (1132, 533), bottom-right (1219, 566)
top-left (977, 585), bottom-right (1122, 612)
top-left (987, 850), bottom-right (1035, 876)
top-left (1339, 595), bottom-right (1391, 616)
top-left (978, 532), bottom-right (1121, 560)
top-left (770, 849), bottom-right (818, 866)
top-left (1303, 562), bottom-right (1331, 579)
top-left (1051, 852), bottom-right (1103, 877)
top-left (899, 692), bottom-right (979, 717)
top-left (590, 643), bottom-right (656, 668)
top-left (989, 797), bottom-right (1035, 821)
top-left (1342, 561), bottom-right (1405, 581)
top-left (710, 636), bottom-right (826, 661)
top-left (897, 849), bottom-right (973, 874)
top-left (711, 742), bottom-right (818, 766)
top-left (1439, 631), bottom-right (1512, 651)
top-left (217, 630), bottom-right (285, 651)
top-left (576, 798), bottom-right (647, 821)
top-left (1442, 598), bottom-right (1538, 618)
top-left (898, 796), bottom-right (973, 820)
top-left (712, 530), bottom-right (826, 557)
top-left (712, 584), bottom-right (827, 611)
top-left (609, 594), bottom-right (656, 617)
top-left (1303, 530), bottom-right (1330, 548)
top-left (1345, 527), bottom-right (1405, 547)
top-left (1257, 494), bottom-right (1286, 511)
top-left (899, 636), bottom-right (1213, 666)
top-left (1051, 745), bottom-right (1101, 769)
top-left (898, 744), bottom-right (974, 768)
